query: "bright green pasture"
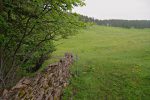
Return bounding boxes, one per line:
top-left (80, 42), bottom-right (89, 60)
top-left (49, 26), bottom-right (150, 100)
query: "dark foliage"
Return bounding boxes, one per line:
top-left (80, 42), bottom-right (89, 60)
top-left (0, 0), bottom-right (85, 88)
top-left (80, 15), bottom-right (150, 29)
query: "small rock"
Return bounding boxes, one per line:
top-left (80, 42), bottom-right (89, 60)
top-left (3, 89), bottom-right (8, 96)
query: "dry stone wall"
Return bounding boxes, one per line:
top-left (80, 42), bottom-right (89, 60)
top-left (2, 53), bottom-right (73, 100)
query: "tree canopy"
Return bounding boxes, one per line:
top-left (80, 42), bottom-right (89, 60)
top-left (80, 15), bottom-right (150, 29)
top-left (0, 0), bottom-right (85, 88)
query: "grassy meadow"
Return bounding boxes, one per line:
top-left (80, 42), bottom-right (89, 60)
top-left (46, 25), bottom-right (150, 100)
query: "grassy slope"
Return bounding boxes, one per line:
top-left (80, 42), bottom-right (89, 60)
top-left (48, 26), bottom-right (150, 100)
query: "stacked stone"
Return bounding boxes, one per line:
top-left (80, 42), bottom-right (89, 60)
top-left (2, 53), bottom-right (73, 100)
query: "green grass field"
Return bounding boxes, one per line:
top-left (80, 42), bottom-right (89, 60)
top-left (48, 26), bottom-right (150, 100)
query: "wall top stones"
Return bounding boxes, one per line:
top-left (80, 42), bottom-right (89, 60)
top-left (2, 53), bottom-right (73, 100)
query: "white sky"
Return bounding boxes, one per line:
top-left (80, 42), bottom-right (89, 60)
top-left (73, 0), bottom-right (150, 20)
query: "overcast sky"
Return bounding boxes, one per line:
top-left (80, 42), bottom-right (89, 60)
top-left (73, 0), bottom-right (150, 20)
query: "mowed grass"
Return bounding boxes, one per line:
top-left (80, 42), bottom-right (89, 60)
top-left (49, 26), bottom-right (150, 100)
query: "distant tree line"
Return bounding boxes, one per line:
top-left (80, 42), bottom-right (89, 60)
top-left (79, 15), bottom-right (150, 29)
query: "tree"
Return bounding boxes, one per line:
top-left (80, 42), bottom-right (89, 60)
top-left (79, 15), bottom-right (150, 28)
top-left (0, 0), bottom-right (85, 88)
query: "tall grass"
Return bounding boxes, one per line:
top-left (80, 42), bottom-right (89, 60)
top-left (46, 26), bottom-right (150, 100)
